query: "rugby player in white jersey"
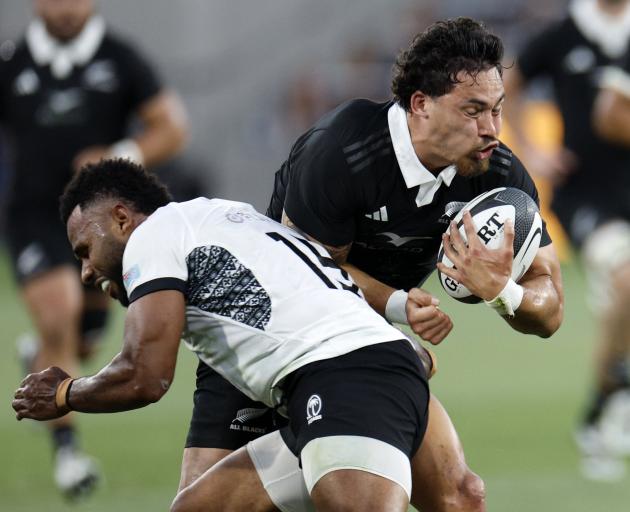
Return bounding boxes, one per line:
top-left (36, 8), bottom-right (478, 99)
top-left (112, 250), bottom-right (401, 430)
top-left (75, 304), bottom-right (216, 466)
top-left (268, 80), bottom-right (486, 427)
top-left (14, 159), bottom-right (441, 511)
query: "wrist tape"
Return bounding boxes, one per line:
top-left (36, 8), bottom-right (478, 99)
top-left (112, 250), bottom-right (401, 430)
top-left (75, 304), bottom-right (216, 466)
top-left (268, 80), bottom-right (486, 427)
top-left (484, 278), bottom-right (524, 317)
top-left (385, 289), bottom-right (409, 325)
top-left (55, 378), bottom-right (74, 415)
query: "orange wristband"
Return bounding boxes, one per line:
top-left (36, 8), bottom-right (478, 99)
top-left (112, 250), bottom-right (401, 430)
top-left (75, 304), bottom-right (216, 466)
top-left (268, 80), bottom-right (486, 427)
top-left (55, 378), bottom-right (74, 415)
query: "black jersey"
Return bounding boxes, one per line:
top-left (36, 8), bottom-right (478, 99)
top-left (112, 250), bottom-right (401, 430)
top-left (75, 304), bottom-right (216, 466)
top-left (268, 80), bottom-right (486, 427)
top-left (0, 23), bottom-right (161, 214)
top-left (267, 99), bottom-right (551, 291)
top-left (517, 14), bottom-right (630, 216)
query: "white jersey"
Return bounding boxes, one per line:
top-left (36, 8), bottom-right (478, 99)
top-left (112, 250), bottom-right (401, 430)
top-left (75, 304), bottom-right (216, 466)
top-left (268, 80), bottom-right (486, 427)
top-left (122, 198), bottom-right (408, 407)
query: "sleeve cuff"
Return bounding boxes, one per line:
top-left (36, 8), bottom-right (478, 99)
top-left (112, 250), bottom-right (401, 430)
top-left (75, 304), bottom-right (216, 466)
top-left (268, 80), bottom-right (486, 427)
top-left (129, 277), bottom-right (187, 303)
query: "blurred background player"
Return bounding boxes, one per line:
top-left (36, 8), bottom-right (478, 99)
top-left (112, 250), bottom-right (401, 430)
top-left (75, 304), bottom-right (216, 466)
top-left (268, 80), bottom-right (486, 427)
top-left (504, 0), bottom-right (630, 480)
top-left (0, 0), bottom-right (188, 498)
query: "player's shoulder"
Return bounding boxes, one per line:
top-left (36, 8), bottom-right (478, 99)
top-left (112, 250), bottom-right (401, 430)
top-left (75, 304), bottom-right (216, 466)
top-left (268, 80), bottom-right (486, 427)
top-left (98, 29), bottom-right (149, 63)
top-left (314, 98), bottom-right (390, 138)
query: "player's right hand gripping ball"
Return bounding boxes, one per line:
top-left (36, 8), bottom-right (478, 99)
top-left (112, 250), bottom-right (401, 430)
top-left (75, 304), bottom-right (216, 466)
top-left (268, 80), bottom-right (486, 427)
top-left (437, 187), bottom-right (542, 303)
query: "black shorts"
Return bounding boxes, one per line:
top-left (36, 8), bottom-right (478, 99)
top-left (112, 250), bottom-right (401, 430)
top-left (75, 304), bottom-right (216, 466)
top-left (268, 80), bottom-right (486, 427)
top-left (5, 211), bottom-right (77, 284)
top-left (6, 210), bottom-right (110, 340)
top-left (185, 360), bottom-right (287, 450)
top-left (280, 339), bottom-right (429, 459)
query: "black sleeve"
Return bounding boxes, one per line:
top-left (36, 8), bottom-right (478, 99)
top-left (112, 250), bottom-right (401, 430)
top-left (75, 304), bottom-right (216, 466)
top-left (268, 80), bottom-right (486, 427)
top-left (117, 40), bottom-right (163, 112)
top-left (516, 23), bottom-right (562, 82)
top-left (505, 152), bottom-right (552, 247)
top-left (282, 128), bottom-right (358, 247)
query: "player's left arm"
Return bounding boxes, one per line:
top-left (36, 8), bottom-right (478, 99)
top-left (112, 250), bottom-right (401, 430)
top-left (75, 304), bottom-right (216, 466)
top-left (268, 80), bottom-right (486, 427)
top-left (504, 242), bottom-right (564, 337)
top-left (438, 211), bottom-right (563, 338)
top-left (12, 290), bottom-right (185, 420)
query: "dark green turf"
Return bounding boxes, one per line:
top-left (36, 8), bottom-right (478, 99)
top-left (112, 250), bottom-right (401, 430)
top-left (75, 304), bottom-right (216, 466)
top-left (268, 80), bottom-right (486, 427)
top-left (1, 247), bottom-right (629, 511)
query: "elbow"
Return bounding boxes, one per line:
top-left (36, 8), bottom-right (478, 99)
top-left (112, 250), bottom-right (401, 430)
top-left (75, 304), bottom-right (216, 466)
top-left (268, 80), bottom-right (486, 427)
top-left (133, 378), bottom-right (170, 404)
top-left (127, 367), bottom-right (172, 404)
top-left (536, 306), bottom-right (564, 339)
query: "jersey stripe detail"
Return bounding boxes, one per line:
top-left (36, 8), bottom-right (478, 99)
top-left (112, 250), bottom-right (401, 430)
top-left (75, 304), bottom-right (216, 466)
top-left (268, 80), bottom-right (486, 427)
top-left (128, 277), bottom-right (187, 303)
top-left (345, 136), bottom-right (392, 164)
top-left (342, 128), bottom-right (389, 154)
top-left (186, 245), bottom-right (271, 330)
top-left (349, 147), bottom-right (393, 173)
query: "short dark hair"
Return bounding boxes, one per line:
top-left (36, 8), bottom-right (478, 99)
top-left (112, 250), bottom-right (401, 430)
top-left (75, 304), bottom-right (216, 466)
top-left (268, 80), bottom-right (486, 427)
top-left (60, 159), bottom-right (172, 223)
top-left (391, 17), bottom-right (504, 110)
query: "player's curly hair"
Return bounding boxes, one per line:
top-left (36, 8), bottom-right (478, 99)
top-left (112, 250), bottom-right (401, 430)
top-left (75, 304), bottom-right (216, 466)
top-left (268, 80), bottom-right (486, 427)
top-left (60, 158), bottom-right (172, 223)
top-left (391, 17), bottom-right (504, 110)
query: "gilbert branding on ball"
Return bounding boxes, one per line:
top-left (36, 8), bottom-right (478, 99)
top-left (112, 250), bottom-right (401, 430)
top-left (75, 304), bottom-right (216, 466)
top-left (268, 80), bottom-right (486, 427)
top-left (437, 187), bottom-right (542, 303)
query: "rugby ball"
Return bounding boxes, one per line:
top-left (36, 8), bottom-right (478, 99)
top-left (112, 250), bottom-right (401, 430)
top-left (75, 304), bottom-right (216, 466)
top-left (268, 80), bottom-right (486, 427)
top-left (437, 187), bottom-right (542, 303)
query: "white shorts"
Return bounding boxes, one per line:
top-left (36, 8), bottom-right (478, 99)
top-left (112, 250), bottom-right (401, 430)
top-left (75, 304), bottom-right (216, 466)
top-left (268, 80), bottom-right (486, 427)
top-left (247, 430), bottom-right (412, 511)
top-left (581, 220), bottom-right (630, 314)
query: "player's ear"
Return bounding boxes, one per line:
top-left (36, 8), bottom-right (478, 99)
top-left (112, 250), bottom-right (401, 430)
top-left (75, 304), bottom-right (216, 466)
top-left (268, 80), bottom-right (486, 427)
top-left (111, 204), bottom-right (132, 234)
top-left (409, 91), bottom-right (430, 118)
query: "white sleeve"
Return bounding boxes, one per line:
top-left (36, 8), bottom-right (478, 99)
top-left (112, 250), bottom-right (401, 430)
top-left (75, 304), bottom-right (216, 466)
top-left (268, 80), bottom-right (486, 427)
top-left (122, 207), bottom-right (190, 304)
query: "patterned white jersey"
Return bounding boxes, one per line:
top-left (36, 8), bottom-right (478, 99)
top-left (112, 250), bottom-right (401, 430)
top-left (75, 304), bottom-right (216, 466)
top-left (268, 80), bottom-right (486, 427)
top-left (122, 198), bottom-right (408, 407)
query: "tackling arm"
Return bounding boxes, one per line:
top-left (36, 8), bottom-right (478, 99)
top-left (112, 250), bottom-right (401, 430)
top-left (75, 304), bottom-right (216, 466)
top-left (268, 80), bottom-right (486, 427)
top-left (13, 290), bottom-right (185, 420)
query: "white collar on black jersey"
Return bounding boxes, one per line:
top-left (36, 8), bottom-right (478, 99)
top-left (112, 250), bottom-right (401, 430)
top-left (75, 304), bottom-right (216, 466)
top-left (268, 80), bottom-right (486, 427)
top-left (570, 0), bottom-right (630, 58)
top-left (388, 102), bottom-right (457, 208)
top-left (26, 16), bottom-right (106, 80)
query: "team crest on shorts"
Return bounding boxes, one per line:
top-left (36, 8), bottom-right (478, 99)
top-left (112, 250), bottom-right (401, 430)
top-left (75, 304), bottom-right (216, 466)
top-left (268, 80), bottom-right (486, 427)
top-left (306, 394), bottom-right (323, 425)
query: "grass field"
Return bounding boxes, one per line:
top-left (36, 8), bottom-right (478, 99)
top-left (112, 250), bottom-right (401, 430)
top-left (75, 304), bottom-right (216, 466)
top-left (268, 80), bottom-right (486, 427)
top-left (2, 247), bottom-right (630, 512)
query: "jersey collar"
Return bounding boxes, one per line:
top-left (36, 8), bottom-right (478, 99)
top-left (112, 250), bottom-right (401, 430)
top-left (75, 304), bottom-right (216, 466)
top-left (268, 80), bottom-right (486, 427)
top-left (388, 102), bottom-right (456, 207)
top-left (570, 0), bottom-right (630, 58)
top-left (26, 15), bottom-right (106, 80)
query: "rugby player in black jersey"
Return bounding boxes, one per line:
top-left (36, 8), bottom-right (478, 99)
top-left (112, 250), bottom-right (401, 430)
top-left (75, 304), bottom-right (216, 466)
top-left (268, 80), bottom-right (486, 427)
top-left (0, 0), bottom-right (188, 498)
top-left (504, 0), bottom-right (630, 480)
top-left (177, 18), bottom-right (564, 512)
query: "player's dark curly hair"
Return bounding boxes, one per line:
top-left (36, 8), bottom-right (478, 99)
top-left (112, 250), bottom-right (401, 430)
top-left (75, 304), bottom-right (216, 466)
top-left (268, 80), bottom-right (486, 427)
top-left (391, 17), bottom-right (504, 110)
top-left (60, 158), bottom-right (172, 224)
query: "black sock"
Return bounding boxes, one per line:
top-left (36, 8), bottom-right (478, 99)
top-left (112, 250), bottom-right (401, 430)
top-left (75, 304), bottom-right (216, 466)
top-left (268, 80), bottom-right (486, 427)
top-left (52, 425), bottom-right (77, 453)
top-left (583, 361), bottom-right (630, 426)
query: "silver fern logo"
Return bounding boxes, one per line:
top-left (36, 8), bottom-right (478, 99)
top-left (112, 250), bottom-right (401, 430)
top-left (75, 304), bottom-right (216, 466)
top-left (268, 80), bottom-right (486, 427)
top-left (233, 407), bottom-right (268, 424)
top-left (306, 395), bottom-right (323, 425)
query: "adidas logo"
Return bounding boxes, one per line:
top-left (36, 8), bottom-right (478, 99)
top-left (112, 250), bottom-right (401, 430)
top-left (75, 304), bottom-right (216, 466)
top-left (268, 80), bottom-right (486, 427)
top-left (365, 206), bottom-right (388, 222)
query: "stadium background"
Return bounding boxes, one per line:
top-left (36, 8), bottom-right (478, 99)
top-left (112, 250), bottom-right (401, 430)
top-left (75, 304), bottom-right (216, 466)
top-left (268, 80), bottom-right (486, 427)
top-left (1, 0), bottom-right (629, 510)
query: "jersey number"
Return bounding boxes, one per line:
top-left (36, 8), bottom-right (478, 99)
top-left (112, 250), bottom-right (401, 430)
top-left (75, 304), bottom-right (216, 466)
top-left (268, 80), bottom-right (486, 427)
top-left (266, 232), bottom-right (360, 296)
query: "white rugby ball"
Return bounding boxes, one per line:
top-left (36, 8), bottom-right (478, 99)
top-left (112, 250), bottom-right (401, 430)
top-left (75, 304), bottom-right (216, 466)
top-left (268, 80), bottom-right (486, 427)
top-left (437, 187), bottom-right (542, 303)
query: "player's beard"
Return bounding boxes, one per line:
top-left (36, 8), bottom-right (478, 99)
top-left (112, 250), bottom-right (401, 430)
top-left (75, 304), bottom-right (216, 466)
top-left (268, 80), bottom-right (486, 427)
top-left (100, 237), bottom-right (130, 307)
top-left (455, 154), bottom-right (491, 178)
